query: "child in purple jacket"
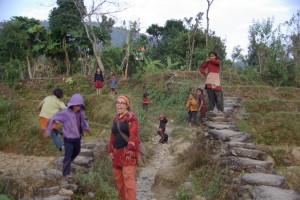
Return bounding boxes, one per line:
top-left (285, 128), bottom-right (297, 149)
top-left (45, 93), bottom-right (90, 183)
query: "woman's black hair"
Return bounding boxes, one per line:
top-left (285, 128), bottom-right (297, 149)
top-left (209, 50), bottom-right (219, 59)
top-left (53, 88), bottom-right (63, 99)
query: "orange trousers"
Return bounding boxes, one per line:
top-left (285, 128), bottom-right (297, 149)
top-left (113, 165), bottom-right (136, 200)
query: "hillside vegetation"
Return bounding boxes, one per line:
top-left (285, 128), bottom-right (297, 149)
top-left (0, 71), bottom-right (299, 199)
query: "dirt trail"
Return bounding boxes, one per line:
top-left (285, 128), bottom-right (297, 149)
top-left (0, 152), bottom-right (54, 180)
top-left (136, 126), bottom-right (192, 200)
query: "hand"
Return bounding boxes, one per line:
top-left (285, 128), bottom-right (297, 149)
top-left (110, 153), bottom-right (113, 161)
top-left (84, 128), bottom-right (91, 132)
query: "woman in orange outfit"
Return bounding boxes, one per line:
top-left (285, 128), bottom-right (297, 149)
top-left (109, 95), bottom-right (139, 200)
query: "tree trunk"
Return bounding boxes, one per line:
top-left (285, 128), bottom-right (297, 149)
top-left (62, 36), bottom-right (71, 76)
top-left (26, 54), bottom-right (33, 79)
top-left (206, 0), bottom-right (214, 47)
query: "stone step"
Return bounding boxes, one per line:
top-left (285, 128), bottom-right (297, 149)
top-left (251, 185), bottom-right (300, 200)
top-left (22, 195), bottom-right (71, 200)
top-left (53, 156), bottom-right (93, 167)
top-left (228, 156), bottom-right (273, 173)
top-left (208, 129), bottom-right (251, 142)
top-left (81, 141), bottom-right (101, 149)
top-left (229, 147), bottom-right (266, 160)
top-left (233, 173), bottom-right (286, 187)
top-left (227, 141), bottom-right (256, 149)
top-left (79, 148), bottom-right (94, 157)
top-left (205, 121), bottom-right (235, 130)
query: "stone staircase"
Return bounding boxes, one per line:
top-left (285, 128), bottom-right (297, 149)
top-left (21, 141), bottom-right (101, 200)
top-left (204, 97), bottom-right (300, 200)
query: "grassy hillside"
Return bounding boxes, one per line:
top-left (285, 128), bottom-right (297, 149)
top-left (0, 71), bottom-right (300, 199)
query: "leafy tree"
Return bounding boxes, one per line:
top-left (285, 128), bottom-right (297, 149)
top-left (231, 45), bottom-right (244, 65)
top-left (48, 0), bottom-right (83, 76)
top-left (146, 24), bottom-right (163, 45)
top-left (0, 16), bottom-right (43, 79)
top-left (74, 0), bottom-right (127, 74)
top-left (283, 10), bottom-right (300, 86)
top-left (247, 18), bottom-right (274, 75)
top-left (184, 12), bottom-right (204, 70)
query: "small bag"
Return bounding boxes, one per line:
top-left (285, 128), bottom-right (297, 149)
top-left (117, 121), bottom-right (146, 167)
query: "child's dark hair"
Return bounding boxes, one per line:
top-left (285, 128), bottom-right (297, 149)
top-left (53, 88), bottom-right (63, 99)
top-left (209, 50), bottom-right (219, 59)
top-left (196, 88), bottom-right (203, 93)
top-left (143, 92), bottom-right (149, 98)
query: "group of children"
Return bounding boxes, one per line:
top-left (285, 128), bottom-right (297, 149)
top-left (94, 67), bottom-right (117, 95)
top-left (186, 88), bottom-right (207, 128)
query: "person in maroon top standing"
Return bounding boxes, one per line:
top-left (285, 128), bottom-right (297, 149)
top-left (199, 50), bottom-right (224, 112)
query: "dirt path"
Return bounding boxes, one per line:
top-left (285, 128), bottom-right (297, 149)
top-left (136, 126), bottom-right (193, 200)
top-left (0, 152), bottom-right (54, 180)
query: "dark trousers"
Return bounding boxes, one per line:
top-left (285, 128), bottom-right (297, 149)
top-left (206, 88), bottom-right (224, 112)
top-left (142, 103), bottom-right (149, 111)
top-left (188, 111), bottom-right (197, 125)
top-left (199, 106), bottom-right (207, 125)
top-left (63, 138), bottom-right (81, 176)
top-left (157, 130), bottom-right (168, 143)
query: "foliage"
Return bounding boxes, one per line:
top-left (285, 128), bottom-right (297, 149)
top-left (74, 152), bottom-right (118, 199)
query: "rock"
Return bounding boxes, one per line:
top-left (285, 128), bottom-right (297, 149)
top-left (205, 121), bottom-right (234, 130)
top-left (229, 148), bottom-right (266, 160)
top-left (251, 185), bottom-right (300, 200)
top-left (58, 188), bottom-right (74, 196)
top-left (227, 141), bottom-right (256, 149)
top-left (208, 129), bottom-right (250, 142)
top-left (228, 156), bottom-right (273, 173)
top-left (195, 195), bottom-right (207, 200)
top-left (81, 141), bottom-right (101, 149)
top-left (291, 147), bottom-right (300, 165)
top-left (29, 195), bottom-right (71, 200)
top-left (53, 156), bottom-right (92, 169)
top-left (43, 168), bottom-right (62, 181)
top-left (182, 182), bottom-right (193, 191)
top-left (88, 192), bottom-right (95, 198)
top-left (34, 186), bottom-right (60, 196)
top-left (237, 173), bottom-right (286, 187)
top-left (79, 148), bottom-right (94, 157)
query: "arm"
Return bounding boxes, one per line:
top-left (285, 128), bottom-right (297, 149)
top-left (209, 59), bottom-right (220, 66)
top-left (45, 110), bottom-right (66, 135)
top-left (81, 110), bottom-right (90, 131)
top-left (58, 100), bottom-right (66, 110)
top-left (37, 99), bottom-right (45, 111)
top-left (186, 100), bottom-right (190, 108)
top-left (108, 132), bottom-right (115, 153)
top-left (125, 112), bottom-right (139, 154)
top-left (199, 61), bottom-right (208, 75)
top-left (199, 98), bottom-right (204, 110)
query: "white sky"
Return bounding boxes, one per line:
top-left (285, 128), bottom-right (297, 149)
top-left (0, 0), bottom-right (299, 58)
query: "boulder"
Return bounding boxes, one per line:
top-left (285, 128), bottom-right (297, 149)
top-left (229, 148), bottom-right (266, 160)
top-left (251, 185), bottom-right (300, 200)
top-left (234, 173), bottom-right (285, 187)
top-left (228, 156), bottom-right (273, 173)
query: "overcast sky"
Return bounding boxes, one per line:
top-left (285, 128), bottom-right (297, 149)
top-left (0, 0), bottom-right (299, 58)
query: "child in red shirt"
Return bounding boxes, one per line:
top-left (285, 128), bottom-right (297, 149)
top-left (142, 93), bottom-right (149, 111)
